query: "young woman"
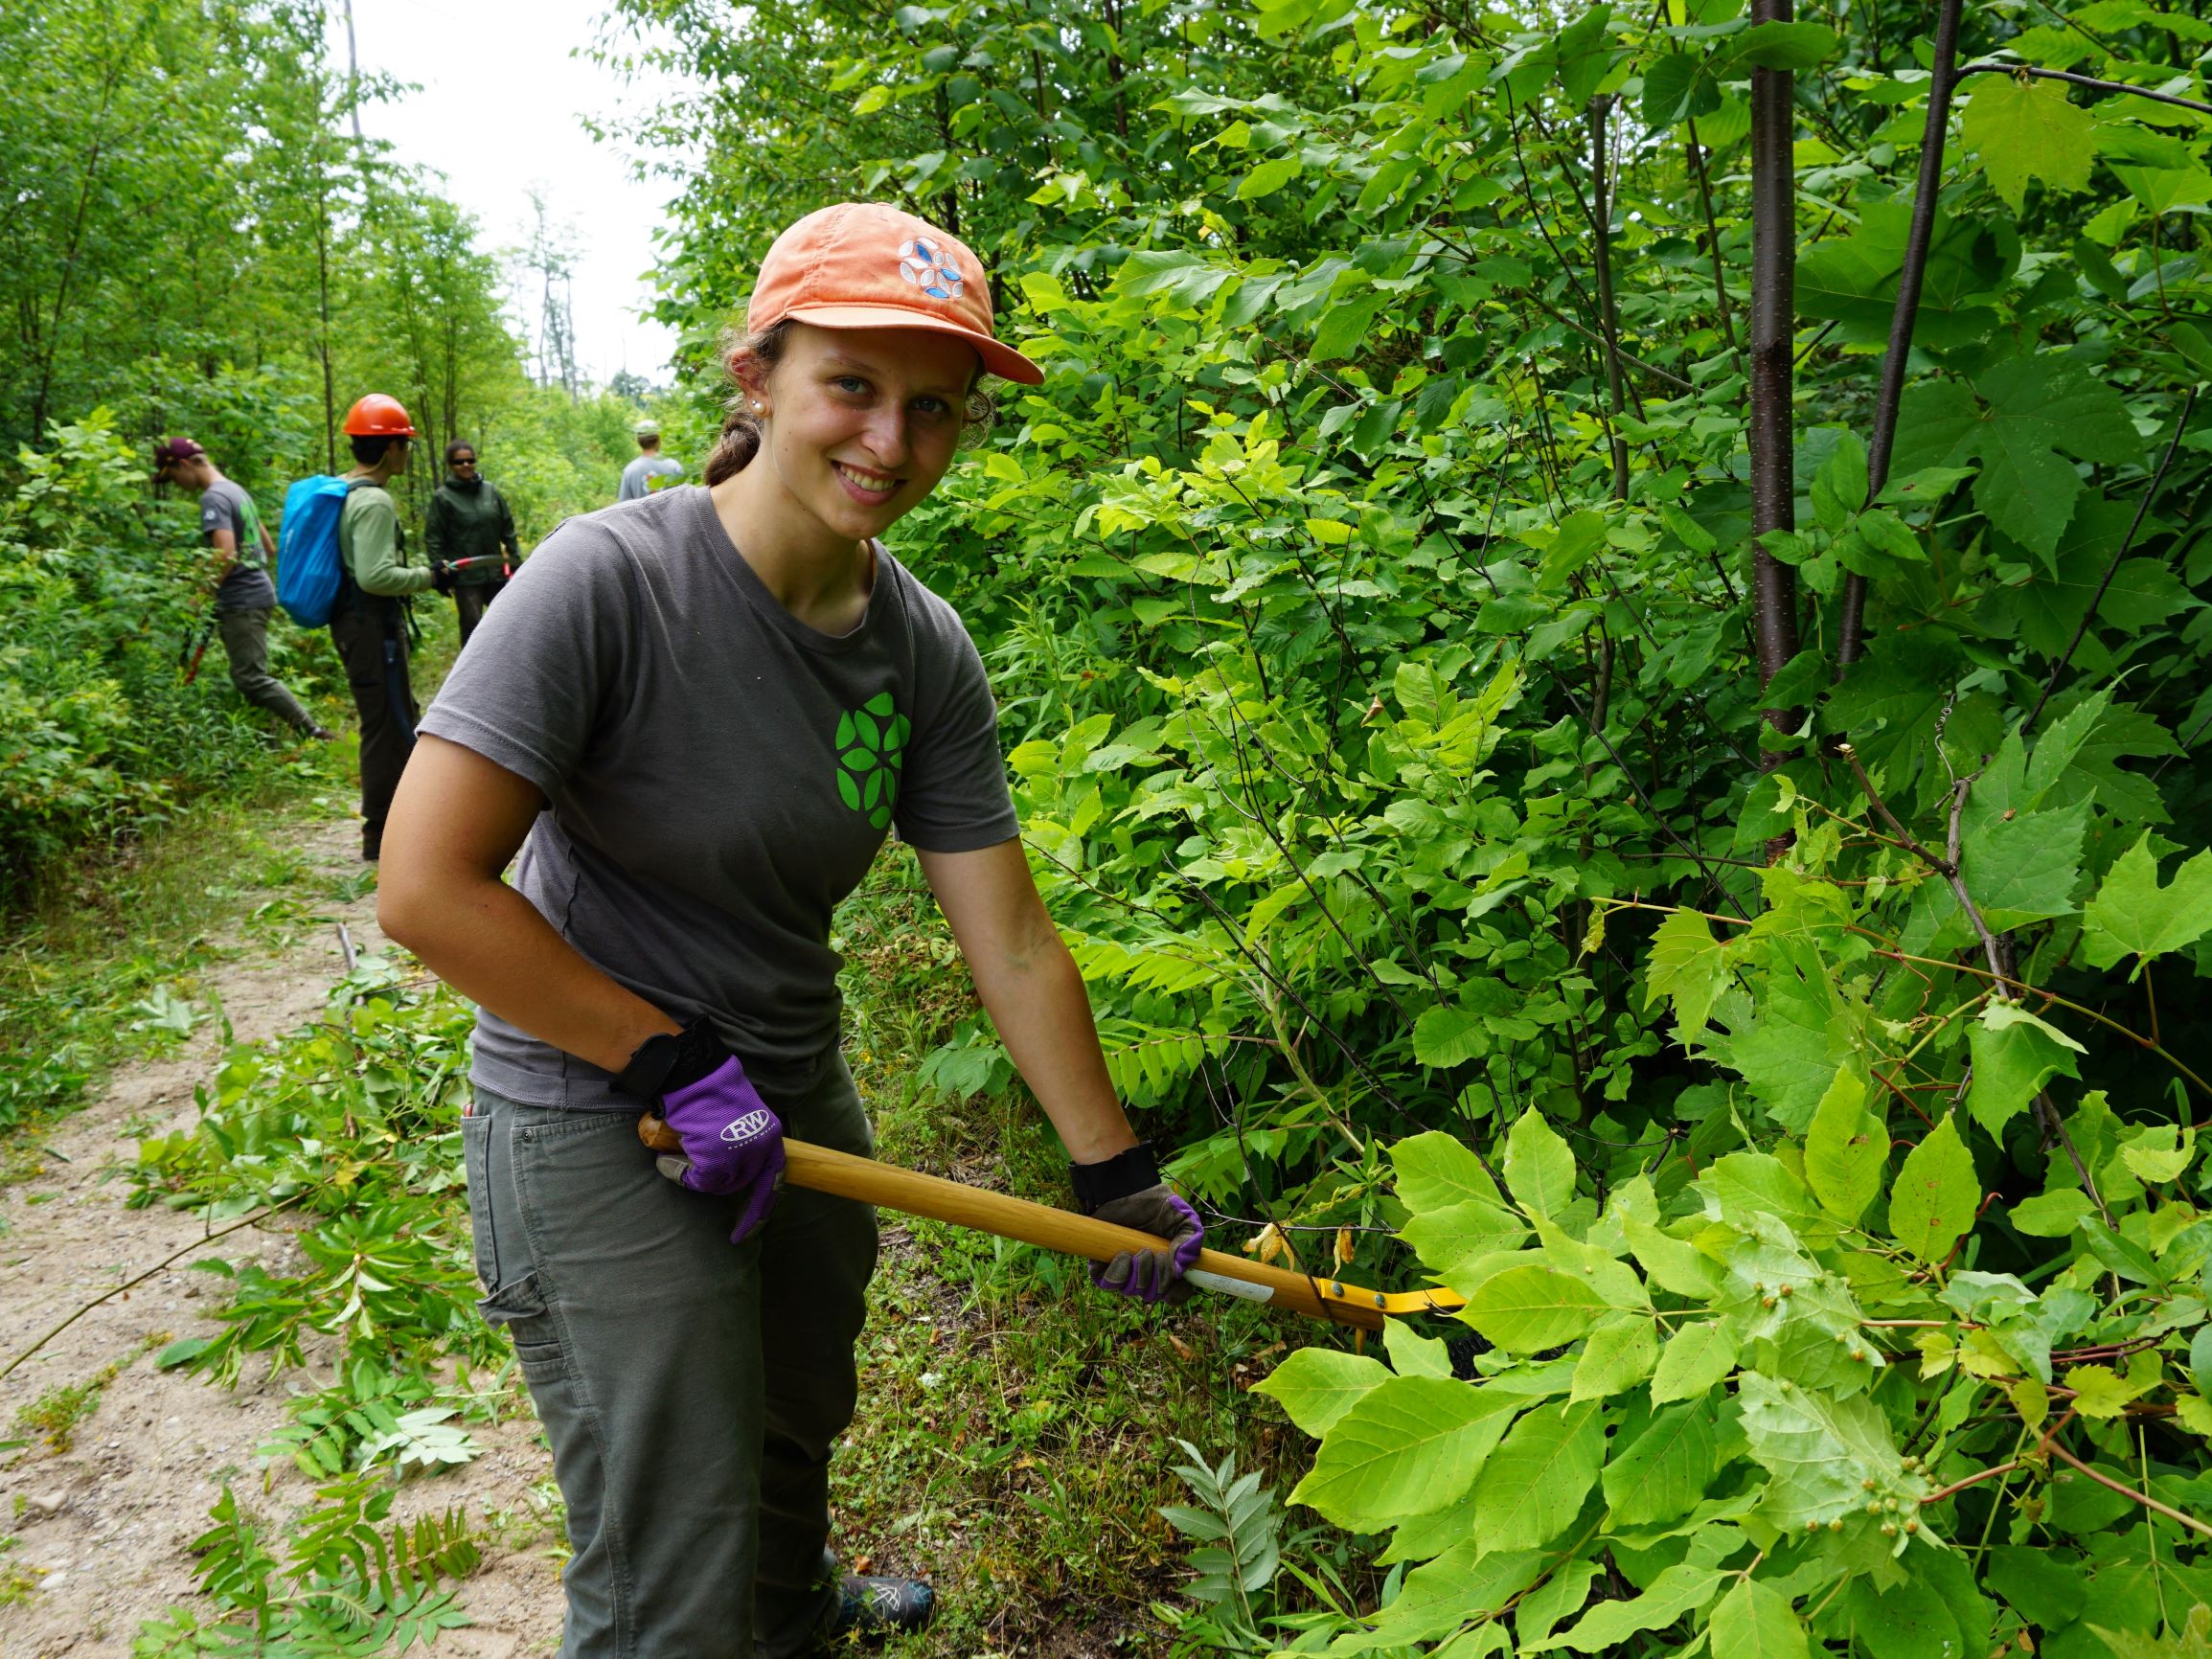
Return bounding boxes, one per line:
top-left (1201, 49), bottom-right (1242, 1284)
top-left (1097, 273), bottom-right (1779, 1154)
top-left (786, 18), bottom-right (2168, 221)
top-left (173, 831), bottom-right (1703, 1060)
top-left (423, 439), bottom-right (520, 645)
top-left (377, 202), bottom-right (1203, 1658)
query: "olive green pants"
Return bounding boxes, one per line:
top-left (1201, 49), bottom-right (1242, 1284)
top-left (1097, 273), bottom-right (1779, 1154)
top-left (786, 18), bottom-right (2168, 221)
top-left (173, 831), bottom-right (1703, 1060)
top-left (463, 1052), bottom-right (878, 1658)
top-left (215, 606), bottom-right (314, 731)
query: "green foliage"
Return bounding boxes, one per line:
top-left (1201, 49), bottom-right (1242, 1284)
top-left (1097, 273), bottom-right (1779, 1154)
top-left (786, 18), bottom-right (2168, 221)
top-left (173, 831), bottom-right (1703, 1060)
top-left (604, 0), bottom-right (2212, 1642)
top-left (123, 966), bottom-right (498, 1648)
top-left (1158, 1439), bottom-right (1288, 1649)
top-left (0, 413), bottom-right (338, 904)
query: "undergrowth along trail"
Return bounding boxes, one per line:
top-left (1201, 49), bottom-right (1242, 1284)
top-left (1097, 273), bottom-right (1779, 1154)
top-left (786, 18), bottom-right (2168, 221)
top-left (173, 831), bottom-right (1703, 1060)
top-left (0, 790), bottom-right (1335, 1655)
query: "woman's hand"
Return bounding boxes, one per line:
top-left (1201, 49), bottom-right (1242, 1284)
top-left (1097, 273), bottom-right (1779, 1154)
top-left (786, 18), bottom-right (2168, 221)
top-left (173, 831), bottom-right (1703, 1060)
top-left (1075, 1146), bottom-right (1205, 1304)
top-left (620, 1022), bottom-right (786, 1242)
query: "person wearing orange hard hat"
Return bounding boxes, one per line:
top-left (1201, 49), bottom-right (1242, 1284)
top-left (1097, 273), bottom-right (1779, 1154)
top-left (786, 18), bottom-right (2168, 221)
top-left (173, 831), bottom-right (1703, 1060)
top-left (332, 392), bottom-right (451, 860)
top-left (376, 203), bottom-right (1198, 1655)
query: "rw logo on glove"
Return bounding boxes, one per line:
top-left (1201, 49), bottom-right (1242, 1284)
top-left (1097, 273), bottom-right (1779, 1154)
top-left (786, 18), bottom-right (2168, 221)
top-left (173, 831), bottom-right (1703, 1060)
top-left (721, 1109), bottom-right (776, 1145)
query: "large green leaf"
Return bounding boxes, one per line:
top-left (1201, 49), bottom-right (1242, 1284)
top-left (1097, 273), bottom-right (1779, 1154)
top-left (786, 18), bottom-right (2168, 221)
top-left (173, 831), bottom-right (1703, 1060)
top-left (1570, 1314), bottom-right (1659, 1400)
top-left (1804, 1065), bottom-right (1885, 1222)
top-left (1727, 940), bottom-right (1856, 1133)
top-left (1959, 800), bottom-right (2090, 931)
top-left (1463, 1263), bottom-right (1610, 1352)
top-left (1289, 1376), bottom-right (1522, 1528)
top-left (1966, 1002), bottom-right (2084, 1137)
top-left (1602, 1401), bottom-right (1720, 1525)
top-left (1503, 1109), bottom-right (1577, 1217)
top-left (1324, 1539), bottom-right (1543, 1654)
top-left (1623, 1214), bottom-right (1720, 1297)
top-left (1892, 356), bottom-right (2140, 560)
top-left (1538, 1562), bottom-right (1727, 1652)
top-left (1398, 1199), bottom-right (1528, 1278)
top-left (1839, 1576), bottom-right (1962, 1659)
top-left (1651, 1320), bottom-right (1739, 1403)
top-left (1709, 1579), bottom-right (1811, 1659)
top-left (1960, 73), bottom-right (2095, 209)
top-left (1643, 908), bottom-right (1732, 1041)
top-left (1254, 1349), bottom-right (1390, 1438)
top-left (1413, 1004), bottom-right (1491, 1068)
top-left (1641, 51), bottom-right (1722, 127)
top-left (1889, 1115), bottom-right (1982, 1264)
top-left (1390, 1130), bottom-right (1506, 1211)
top-left (1471, 1398), bottom-right (1606, 1552)
top-left (2082, 833), bottom-right (2212, 977)
top-left (1738, 1371), bottom-right (1919, 1529)
top-left (1796, 202), bottom-right (2002, 346)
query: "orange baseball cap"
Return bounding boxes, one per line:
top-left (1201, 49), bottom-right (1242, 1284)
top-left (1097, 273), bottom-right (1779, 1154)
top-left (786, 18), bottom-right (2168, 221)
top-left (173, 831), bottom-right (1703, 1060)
top-left (746, 202), bottom-right (1043, 386)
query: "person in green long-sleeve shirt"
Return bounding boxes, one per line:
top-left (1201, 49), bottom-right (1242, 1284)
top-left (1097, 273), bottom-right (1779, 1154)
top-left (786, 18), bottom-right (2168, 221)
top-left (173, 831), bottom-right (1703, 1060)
top-left (332, 393), bottom-right (446, 861)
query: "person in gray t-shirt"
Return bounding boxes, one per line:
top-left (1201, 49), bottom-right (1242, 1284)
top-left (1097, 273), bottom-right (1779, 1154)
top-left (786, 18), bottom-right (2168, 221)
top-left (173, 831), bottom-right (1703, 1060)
top-left (376, 204), bottom-right (1203, 1656)
top-left (153, 437), bottom-right (327, 739)
top-left (616, 418), bottom-right (686, 500)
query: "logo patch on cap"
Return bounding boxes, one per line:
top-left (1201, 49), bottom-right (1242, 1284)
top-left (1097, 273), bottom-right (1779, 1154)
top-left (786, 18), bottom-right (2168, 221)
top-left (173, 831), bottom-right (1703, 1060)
top-left (896, 238), bottom-right (963, 302)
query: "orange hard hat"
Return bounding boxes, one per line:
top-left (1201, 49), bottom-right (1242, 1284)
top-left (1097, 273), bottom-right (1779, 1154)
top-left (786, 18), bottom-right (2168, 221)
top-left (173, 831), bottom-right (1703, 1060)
top-left (342, 394), bottom-right (419, 438)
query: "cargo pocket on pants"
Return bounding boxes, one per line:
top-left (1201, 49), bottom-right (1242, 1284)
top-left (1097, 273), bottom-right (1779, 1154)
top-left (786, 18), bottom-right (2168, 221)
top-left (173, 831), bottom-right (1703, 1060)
top-left (461, 1110), bottom-right (502, 1291)
top-left (478, 1270), bottom-right (565, 1388)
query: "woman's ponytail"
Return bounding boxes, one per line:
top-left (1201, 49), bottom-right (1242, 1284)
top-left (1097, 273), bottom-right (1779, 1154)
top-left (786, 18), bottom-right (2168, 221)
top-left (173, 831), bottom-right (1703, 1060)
top-left (703, 319), bottom-right (792, 486)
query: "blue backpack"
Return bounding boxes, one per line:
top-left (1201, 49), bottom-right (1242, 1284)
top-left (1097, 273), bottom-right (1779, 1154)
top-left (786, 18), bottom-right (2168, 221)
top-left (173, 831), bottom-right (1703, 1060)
top-left (275, 476), bottom-right (353, 627)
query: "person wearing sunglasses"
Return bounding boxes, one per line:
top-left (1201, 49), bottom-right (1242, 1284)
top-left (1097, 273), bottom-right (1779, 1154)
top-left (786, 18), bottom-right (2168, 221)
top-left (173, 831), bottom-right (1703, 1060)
top-left (424, 440), bottom-right (520, 645)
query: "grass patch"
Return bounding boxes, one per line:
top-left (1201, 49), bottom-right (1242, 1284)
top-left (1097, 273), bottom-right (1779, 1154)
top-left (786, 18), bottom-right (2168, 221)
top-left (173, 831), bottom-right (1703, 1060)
top-left (0, 1534), bottom-right (37, 1606)
top-left (12, 1331), bottom-right (171, 1454)
top-left (832, 848), bottom-right (1369, 1654)
top-left (0, 724), bottom-right (359, 1151)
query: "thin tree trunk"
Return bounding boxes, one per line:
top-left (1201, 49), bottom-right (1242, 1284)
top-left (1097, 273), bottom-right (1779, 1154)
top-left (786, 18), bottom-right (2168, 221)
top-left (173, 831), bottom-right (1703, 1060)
top-left (934, 83), bottom-right (961, 236)
top-left (1685, 115), bottom-right (1738, 352)
top-left (1748, 0), bottom-right (1801, 738)
top-left (1587, 96), bottom-right (1631, 500)
top-left (341, 0), bottom-right (366, 146)
top-left (29, 45), bottom-right (134, 440)
top-left (1836, 0), bottom-right (1964, 674)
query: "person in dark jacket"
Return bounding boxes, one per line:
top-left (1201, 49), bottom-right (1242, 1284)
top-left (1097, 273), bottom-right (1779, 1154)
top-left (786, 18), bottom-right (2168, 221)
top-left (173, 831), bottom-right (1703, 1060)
top-left (424, 440), bottom-right (520, 644)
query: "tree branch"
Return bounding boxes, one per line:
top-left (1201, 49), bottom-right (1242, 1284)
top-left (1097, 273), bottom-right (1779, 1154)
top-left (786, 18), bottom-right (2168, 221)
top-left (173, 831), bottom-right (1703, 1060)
top-left (1957, 60), bottom-right (2212, 119)
top-left (1837, 0), bottom-right (1965, 674)
top-left (2045, 1438), bottom-right (2212, 1537)
top-left (1748, 0), bottom-right (1802, 747)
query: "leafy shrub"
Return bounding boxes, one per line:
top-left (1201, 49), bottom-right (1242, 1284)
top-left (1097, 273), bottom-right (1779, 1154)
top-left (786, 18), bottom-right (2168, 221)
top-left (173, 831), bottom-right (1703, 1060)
top-left (0, 410), bottom-right (330, 902)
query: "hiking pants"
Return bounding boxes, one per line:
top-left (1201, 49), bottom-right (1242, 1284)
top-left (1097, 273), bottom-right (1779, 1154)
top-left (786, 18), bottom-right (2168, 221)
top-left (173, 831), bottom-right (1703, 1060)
top-left (216, 606), bottom-right (314, 732)
top-left (329, 600), bottom-right (417, 858)
top-left (454, 580), bottom-right (501, 646)
top-left (463, 1051), bottom-right (879, 1659)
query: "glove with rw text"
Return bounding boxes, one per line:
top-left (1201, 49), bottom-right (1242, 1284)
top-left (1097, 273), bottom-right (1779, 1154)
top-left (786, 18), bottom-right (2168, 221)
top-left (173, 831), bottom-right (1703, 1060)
top-left (615, 1019), bottom-right (785, 1242)
top-left (1073, 1144), bottom-right (1204, 1304)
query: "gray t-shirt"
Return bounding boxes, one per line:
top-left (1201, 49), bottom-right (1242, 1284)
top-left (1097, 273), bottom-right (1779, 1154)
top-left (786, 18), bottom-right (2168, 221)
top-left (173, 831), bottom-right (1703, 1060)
top-left (199, 478), bottom-right (278, 610)
top-left (617, 453), bottom-right (687, 501)
top-left (419, 485), bottom-right (1020, 1109)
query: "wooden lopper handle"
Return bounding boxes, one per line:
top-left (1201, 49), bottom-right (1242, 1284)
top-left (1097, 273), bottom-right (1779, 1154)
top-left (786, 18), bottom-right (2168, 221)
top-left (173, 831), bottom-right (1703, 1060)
top-left (640, 1115), bottom-right (1389, 1330)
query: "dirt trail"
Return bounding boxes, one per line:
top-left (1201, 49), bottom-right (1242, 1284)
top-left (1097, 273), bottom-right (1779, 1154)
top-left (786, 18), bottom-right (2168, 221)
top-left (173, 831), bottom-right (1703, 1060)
top-left (0, 814), bottom-right (563, 1657)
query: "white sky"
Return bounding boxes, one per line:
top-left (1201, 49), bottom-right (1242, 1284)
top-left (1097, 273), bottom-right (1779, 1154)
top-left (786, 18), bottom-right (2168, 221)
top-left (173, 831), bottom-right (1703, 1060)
top-left (331, 0), bottom-right (689, 386)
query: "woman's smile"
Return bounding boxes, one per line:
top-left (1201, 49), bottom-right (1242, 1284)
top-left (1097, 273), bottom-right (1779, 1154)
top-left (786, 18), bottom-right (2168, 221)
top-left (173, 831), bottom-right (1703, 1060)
top-left (831, 459), bottom-right (901, 504)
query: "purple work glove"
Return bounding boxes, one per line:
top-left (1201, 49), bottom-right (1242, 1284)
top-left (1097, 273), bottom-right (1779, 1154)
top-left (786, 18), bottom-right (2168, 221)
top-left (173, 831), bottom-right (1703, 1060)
top-left (1072, 1144), bottom-right (1205, 1305)
top-left (613, 1019), bottom-right (786, 1243)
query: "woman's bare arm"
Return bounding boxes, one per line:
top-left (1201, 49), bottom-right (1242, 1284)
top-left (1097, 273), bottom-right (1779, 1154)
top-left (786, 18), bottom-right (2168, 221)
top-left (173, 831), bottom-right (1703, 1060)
top-left (377, 735), bottom-right (677, 1073)
top-left (916, 839), bottom-right (1140, 1165)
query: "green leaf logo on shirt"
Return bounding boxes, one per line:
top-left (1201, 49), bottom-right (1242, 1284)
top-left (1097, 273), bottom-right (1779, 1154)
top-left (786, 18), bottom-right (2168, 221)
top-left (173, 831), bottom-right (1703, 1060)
top-left (833, 691), bottom-right (910, 830)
